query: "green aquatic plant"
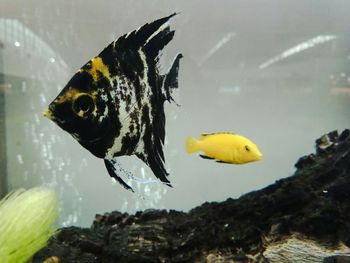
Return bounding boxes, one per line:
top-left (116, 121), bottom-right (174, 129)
top-left (0, 187), bottom-right (59, 263)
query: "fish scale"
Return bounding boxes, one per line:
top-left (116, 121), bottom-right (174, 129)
top-left (44, 13), bottom-right (182, 192)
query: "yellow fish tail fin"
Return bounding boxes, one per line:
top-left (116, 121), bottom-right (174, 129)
top-left (185, 136), bottom-right (200, 154)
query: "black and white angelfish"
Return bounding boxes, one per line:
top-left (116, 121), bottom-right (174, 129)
top-left (44, 14), bottom-right (182, 192)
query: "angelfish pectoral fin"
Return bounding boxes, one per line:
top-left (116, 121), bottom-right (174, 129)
top-left (104, 159), bottom-right (134, 192)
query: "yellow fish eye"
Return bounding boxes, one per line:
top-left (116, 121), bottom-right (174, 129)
top-left (245, 145), bottom-right (250, 152)
top-left (72, 93), bottom-right (95, 117)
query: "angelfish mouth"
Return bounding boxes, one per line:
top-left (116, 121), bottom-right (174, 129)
top-left (43, 107), bottom-right (56, 121)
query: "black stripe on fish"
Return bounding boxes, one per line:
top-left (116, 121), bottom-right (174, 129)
top-left (149, 54), bottom-right (182, 160)
top-left (120, 133), bottom-right (139, 156)
top-left (200, 154), bottom-right (215, 160)
top-left (61, 71), bottom-right (93, 95)
top-left (163, 53), bottom-right (183, 103)
top-left (201, 132), bottom-right (236, 137)
top-left (216, 160), bottom-right (232, 164)
top-left (136, 103), bottom-right (171, 185)
top-left (98, 45), bottom-right (120, 77)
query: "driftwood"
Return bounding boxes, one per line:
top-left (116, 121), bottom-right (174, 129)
top-left (33, 129), bottom-right (350, 263)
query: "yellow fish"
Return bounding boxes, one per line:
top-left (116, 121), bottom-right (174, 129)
top-left (185, 132), bottom-right (263, 164)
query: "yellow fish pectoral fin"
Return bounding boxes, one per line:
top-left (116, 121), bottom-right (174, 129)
top-left (199, 154), bottom-right (215, 160)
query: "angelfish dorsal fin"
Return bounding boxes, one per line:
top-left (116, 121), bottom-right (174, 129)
top-left (113, 13), bottom-right (177, 52)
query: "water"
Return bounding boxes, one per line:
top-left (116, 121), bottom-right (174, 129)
top-left (0, 0), bottom-right (349, 227)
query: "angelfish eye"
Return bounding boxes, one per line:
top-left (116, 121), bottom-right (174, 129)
top-left (72, 93), bottom-right (95, 117)
top-left (245, 145), bottom-right (250, 152)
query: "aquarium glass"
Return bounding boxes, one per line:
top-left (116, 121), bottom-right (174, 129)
top-left (0, 0), bottom-right (349, 226)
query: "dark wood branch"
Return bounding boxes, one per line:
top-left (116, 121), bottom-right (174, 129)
top-left (34, 129), bottom-right (350, 263)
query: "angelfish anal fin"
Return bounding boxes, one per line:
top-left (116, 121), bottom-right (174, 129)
top-left (199, 154), bottom-right (215, 160)
top-left (104, 159), bottom-right (134, 192)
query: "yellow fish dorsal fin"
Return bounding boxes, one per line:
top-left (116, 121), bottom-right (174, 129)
top-left (200, 132), bottom-right (235, 139)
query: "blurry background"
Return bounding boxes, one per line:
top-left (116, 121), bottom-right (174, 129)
top-left (0, 0), bottom-right (349, 226)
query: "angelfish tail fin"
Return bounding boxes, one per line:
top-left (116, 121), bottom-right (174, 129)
top-left (163, 53), bottom-right (183, 103)
top-left (185, 136), bottom-right (201, 154)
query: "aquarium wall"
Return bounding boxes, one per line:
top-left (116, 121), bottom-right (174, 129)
top-left (0, 0), bottom-right (349, 226)
top-left (0, 40), bottom-right (7, 198)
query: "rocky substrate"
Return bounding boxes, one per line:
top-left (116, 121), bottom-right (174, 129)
top-left (33, 129), bottom-right (350, 263)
